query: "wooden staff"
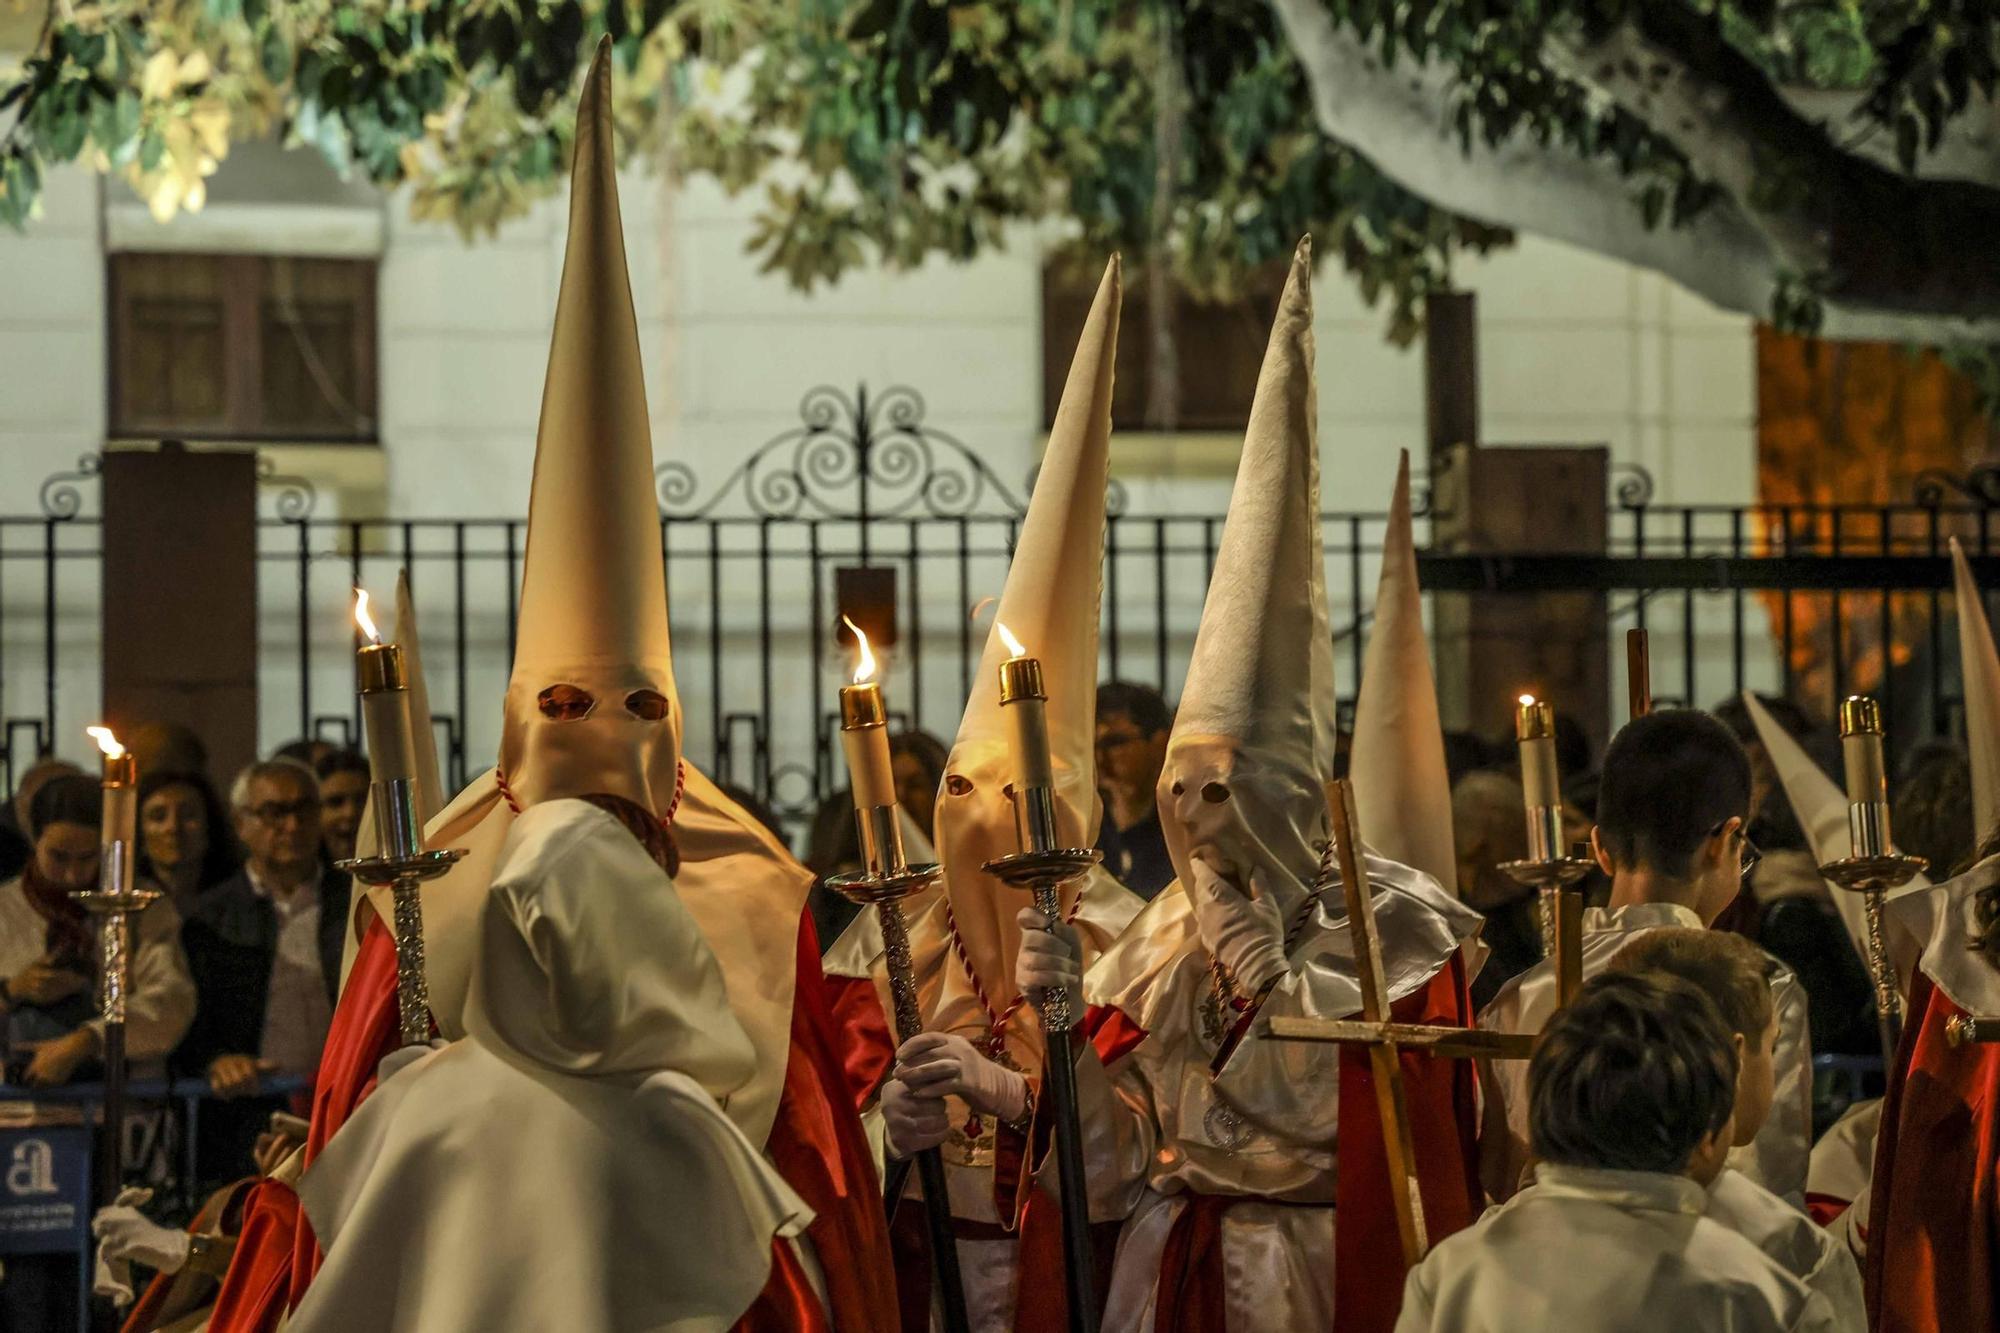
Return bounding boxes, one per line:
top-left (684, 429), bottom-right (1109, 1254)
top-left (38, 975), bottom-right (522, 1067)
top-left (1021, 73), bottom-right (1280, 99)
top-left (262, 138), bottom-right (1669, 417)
top-left (1626, 628), bottom-right (1651, 719)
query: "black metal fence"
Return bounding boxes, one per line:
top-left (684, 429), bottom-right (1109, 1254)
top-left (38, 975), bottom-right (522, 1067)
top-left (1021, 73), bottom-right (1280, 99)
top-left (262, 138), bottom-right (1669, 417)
top-left (9, 386), bottom-right (2000, 844)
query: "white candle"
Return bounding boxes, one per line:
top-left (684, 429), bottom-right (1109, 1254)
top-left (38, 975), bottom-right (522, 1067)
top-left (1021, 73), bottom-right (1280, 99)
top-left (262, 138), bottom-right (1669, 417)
top-left (1515, 695), bottom-right (1561, 810)
top-left (996, 622), bottom-right (1055, 794)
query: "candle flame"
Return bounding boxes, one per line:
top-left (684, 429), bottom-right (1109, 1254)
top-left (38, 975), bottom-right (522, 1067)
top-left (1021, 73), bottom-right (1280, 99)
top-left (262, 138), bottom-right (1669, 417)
top-left (354, 587), bottom-right (382, 645)
top-left (1517, 693), bottom-right (1537, 707)
top-left (86, 726), bottom-right (125, 761)
top-left (997, 619), bottom-right (1027, 659)
top-left (842, 615), bottom-right (877, 685)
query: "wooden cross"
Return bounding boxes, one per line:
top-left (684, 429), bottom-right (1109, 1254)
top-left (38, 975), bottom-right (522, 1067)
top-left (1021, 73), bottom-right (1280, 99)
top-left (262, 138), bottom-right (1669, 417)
top-left (1263, 779), bottom-right (1534, 1266)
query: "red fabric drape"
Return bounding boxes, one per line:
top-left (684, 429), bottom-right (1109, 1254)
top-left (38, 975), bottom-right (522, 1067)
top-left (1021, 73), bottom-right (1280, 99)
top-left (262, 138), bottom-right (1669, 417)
top-left (734, 913), bottom-right (899, 1332)
top-left (821, 970), bottom-right (895, 1113)
top-left (1152, 1194), bottom-right (1235, 1333)
top-left (1864, 971), bottom-right (2000, 1332)
top-left (1334, 955), bottom-right (1483, 1333)
top-left (199, 1179), bottom-right (301, 1333)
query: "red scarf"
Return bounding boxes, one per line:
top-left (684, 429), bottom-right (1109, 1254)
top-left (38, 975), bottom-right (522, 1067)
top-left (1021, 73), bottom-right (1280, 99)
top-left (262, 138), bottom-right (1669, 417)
top-left (21, 860), bottom-right (92, 968)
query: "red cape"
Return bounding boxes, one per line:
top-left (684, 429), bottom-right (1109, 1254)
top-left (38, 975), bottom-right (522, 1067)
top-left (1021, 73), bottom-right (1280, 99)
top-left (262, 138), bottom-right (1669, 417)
top-left (205, 910), bottom-right (898, 1333)
top-left (1864, 970), bottom-right (2000, 1332)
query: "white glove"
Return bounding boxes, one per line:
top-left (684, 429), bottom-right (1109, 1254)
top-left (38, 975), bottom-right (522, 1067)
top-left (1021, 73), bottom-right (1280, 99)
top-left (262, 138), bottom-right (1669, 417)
top-left (376, 1037), bottom-right (450, 1086)
top-left (881, 1076), bottom-right (951, 1159)
top-left (93, 1188), bottom-right (187, 1305)
top-left (1015, 907), bottom-right (1084, 1018)
top-left (1187, 854), bottom-right (1288, 993)
top-left (893, 1031), bottom-right (1029, 1123)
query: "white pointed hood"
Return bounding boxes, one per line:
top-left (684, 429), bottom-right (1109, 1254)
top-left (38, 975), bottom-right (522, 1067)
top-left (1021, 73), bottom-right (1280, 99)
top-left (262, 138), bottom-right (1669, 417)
top-left (346, 45), bottom-right (810, 1153)
top-left (1952, 537), bottom-right (2000, 840)
top-left (1350, 450), bottom-right (1455, 891)
top-left (1157, 238), bottom-right (1334, 917)
top-left (930, 256), bottom-right (1120, 1068)
top-left (498, 38), bottom-right (678, 815)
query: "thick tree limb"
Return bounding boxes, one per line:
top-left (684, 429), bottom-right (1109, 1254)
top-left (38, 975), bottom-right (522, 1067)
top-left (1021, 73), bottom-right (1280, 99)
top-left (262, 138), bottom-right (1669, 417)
top-left (1269, 0), bottom-right (2000, 341)
top-left (1560, 3), bottom-right (2000, 323)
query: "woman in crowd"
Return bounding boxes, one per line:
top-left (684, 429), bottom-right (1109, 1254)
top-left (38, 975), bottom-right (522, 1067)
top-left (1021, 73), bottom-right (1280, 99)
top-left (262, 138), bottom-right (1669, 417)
top-left (138, 768), bottom-right (240, 915)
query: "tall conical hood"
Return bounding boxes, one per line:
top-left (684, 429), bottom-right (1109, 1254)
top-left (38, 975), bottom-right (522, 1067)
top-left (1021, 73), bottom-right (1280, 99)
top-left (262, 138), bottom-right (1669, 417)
top-left (930, 255), bottom-right (1119, 1069)
top-left (1351, 451), bottom-right (1455, 890)
top-left (355, 570), bottom-right (445, 862)
top-left (498, 39), bottom-right (678, 812)
top-left (1951, 538), bottom-right (2000, 838)
top-left (1157, 238), bottom-right (1333, 912)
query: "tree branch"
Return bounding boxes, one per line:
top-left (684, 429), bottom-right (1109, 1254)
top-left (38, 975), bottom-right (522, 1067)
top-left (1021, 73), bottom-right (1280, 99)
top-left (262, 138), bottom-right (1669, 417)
top-left (1557, 2), bottom-right (2000, 322)
top-left (1269, 0), bottom-right (2000, 342)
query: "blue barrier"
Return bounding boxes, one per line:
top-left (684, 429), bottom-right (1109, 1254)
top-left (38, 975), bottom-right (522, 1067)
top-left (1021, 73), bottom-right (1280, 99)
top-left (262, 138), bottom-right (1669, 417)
top-left (0, 1076), bottom-right (308, 1329)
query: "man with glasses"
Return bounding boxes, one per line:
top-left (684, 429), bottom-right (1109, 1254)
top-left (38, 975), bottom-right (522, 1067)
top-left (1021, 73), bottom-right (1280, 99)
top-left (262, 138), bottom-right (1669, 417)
top-left (176, 758), bottom-right (350, 1188)
top-left (1093, 680), bottom-right (1176, 899)
top-left (1474, 709), bottom-right (1813, 1209)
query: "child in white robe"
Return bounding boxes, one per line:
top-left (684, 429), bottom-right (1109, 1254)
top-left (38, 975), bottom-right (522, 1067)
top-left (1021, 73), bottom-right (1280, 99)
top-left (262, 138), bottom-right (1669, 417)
top-left (1397, 972), bottom-right (1837, 1333)
top-left (1608, 928), bottom-right (1865, 1332)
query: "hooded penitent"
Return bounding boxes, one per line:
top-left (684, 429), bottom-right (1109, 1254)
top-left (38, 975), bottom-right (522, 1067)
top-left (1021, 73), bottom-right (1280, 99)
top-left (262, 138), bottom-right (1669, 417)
top-left (1156, 237), bottom-right (1334, 919)
top-left (1953, 537), bottom-right (2000, 838)
top-left (1350, 451), bottom-right (1455, 892)
top-left (929, 256), bottom-right (1122, 1072)
top-left (350, 46), bottom-right (804, 1150)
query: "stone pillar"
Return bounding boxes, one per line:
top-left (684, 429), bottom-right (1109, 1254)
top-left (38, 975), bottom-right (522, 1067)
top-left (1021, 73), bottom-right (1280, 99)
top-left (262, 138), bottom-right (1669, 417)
top-left (1431, 443), bottom-right (1610, 751)
top-left (1425, 291), bottom-right (1479, 463)
top-left (101, 444), bottom-right (259, 782)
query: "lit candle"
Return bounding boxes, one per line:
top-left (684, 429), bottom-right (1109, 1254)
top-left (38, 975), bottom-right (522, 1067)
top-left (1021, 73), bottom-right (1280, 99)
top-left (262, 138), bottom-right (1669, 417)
top-left (838, 618), bottom-right (898, 809)
top-left (87, 726), bottom-right (137, 896)
top-left (995, 621), bottom-right (1056, 794)
top-left (837, 617), bottom-right (907, 876)
top-left (1839, 695), bottom-right (1891, 857)
top-left (354, 588), bottom-right (419, 788)
top-left (1515, 694), bottom-right (1561, 811)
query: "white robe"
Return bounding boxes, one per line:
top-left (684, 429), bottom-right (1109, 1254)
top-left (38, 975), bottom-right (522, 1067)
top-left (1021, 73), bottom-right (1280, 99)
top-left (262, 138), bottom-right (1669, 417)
top-left (1071, 852), bottom-right (1480, 1333)
top-left (1395, 1164), bottom-right (1838, 1333)
top-left (292, 800), bottom-right (811, 1333)
top-left (1706, 1168), bottom-right (1865, 1333)
top-left (1477, 901), bottom-right (1814, 1205)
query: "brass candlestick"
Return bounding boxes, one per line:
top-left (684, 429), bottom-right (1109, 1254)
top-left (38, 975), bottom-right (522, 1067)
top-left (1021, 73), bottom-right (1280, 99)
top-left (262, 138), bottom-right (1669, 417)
top-left (1822, 696), bottom-right (1926, 1057)
top-left (1498, 853), bottom-right (1594, 1008)
top-left (77, 729), bottom-right (158, 1198)
top-left (983, 648), bottom-right (1101, 1333)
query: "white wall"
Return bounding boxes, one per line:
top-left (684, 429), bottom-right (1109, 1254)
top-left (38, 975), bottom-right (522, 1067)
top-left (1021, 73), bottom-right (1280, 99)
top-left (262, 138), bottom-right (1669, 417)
top-left (0, 158), bottom-right (1766, 790)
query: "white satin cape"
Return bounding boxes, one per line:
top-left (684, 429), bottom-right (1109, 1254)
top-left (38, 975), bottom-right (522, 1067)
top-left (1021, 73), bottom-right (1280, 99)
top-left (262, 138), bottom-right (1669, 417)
top-left (293, 800), bottom-right (810, 1333)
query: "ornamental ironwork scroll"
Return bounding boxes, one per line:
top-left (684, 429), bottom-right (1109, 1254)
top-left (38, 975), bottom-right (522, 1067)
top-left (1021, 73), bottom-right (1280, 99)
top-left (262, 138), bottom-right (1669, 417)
top-left (655, 383), bottom-right (1040, 521)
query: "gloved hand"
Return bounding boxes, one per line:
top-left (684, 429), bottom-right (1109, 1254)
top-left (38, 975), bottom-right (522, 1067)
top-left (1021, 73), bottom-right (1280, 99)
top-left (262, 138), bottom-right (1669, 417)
top-left (1015, 907), bottom-right (1084, 1018)
top-left (376, 1037), bottom-right (450, 1087)
top-left (93, 1188), bottom-right (186, 1305)
top-left (893, 1032), bottom-right (1029, 1122)
top-left (1187, 853), bottom-right (1288, 994)
top-left (881, 1076), bottom-right (951, 1159)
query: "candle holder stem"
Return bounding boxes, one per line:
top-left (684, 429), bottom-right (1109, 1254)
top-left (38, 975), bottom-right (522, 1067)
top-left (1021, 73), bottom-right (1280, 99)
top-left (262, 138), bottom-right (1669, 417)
top-left (1498, 855), bottom-right (1594, 1008)
top-left (339, 847), bottom-right (465, 1048)
top-left (73, 875), bottom-right (160, 1200)
top-left (1820, 852), bottom-right (1925, 1062)
top-left (985, 801), bottom-right (1102, 1333)
top-left (825, 847), bottom-right (970, 1333)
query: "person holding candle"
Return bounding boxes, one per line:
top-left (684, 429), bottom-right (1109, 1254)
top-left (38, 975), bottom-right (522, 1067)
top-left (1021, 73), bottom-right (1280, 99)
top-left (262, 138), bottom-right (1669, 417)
top-left (1475, 709), bottom-right (1813, 1209)
top-left (850, 254), bottom-right (1142, 1332)
top-left (1010, 240), bottom-right (1484, 1333)
top-left (204, 47), bottom-right (899, 1333)
top-left (1861, 537), bottom-right (2000, 1332)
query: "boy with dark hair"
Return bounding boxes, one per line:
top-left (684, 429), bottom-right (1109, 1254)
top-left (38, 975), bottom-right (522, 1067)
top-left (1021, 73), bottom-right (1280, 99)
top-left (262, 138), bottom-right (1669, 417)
top-left (1611, 930), bottom-right (1865, 1332)
top-left (1479, 709), bottom-right (1815, 1205)
top-left (1398, 973), bottom-right (1835, 1333)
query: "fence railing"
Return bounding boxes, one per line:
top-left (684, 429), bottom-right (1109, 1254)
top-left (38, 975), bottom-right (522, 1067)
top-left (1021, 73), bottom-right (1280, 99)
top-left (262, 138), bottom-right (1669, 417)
top-left (9, 387), bottom-right (2000, 844)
